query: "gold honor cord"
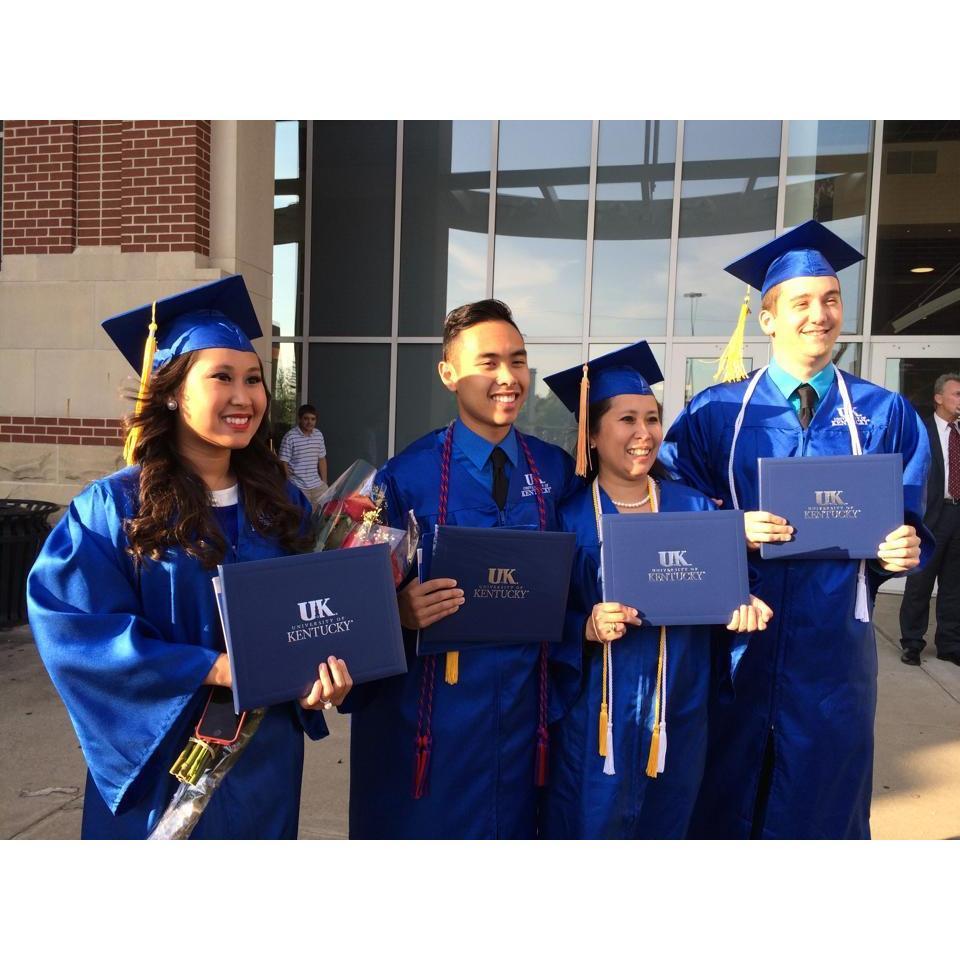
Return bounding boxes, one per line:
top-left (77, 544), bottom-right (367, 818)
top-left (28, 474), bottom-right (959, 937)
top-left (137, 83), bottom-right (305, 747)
top-left (714, 287), bottom-right (752, 384)
top-left (592, 475), bottom-right (665, 777)
top-left (123, 301), bottom-right (159, 466)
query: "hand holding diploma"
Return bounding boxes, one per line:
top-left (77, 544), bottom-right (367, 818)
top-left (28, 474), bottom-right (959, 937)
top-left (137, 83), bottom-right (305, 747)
top-left (300, 656), bottom-right (353, 711)
top-left (399, 577), bottom-right (465, 629)
top-left (743, 510), bottom-right (794, 550)
top-left (726, 595), bottom-right (774, 633)
top-left (876, 524), bottom-right (921, 573)
top-left (586, 602), bottom-right (642, 643)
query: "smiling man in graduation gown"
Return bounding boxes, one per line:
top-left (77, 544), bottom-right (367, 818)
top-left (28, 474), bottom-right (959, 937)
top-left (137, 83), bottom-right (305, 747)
top-left (660, 220), bottom-right (933, 840)
top-left (346, 299), bottom-right (578, 839)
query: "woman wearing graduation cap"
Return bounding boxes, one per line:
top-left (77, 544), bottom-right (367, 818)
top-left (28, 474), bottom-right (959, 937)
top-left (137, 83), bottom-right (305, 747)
top-left (540, 344), bottom-right (772, 840)
top-left (660, 220), bottom-right (932, 839)
top-left (27, 275), bottom-right (352, 840)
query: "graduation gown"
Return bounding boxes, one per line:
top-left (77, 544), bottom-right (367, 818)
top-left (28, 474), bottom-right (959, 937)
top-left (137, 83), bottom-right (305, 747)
top-left (346, 425), bottom-right (576, 839)
top-left (660, 369), bottom-right (933, 839)
top-left (542, 480), bottom-right (747, 839)
top-left (26, 466), bottom-right (329, 840)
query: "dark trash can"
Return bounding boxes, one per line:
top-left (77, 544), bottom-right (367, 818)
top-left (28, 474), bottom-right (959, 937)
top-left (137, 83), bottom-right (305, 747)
top-left (0, 500), bottom-right (59, 629)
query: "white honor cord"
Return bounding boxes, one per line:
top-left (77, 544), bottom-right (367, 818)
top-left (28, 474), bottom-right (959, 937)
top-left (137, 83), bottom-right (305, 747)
top-left (729, 364), bottom-right (869, 623)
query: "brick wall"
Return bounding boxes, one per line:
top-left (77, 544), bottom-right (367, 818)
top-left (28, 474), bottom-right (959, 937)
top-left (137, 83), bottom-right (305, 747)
top-left (1, 121), bottom-right (78, 255)
top-left (0, 417), bottom-right (124, 447)
top-left (2, 119), bottom-right (211, 256)
top-left (77, 120), bottom-right (123, 246)
top-left (122, 120), bottom-right (211, 254)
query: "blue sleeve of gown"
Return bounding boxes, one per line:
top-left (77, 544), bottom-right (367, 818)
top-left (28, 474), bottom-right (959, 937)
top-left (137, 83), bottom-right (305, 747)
top-left (660, 401), bottom-right (729, 504)
top-left (26, 483), bottom-right (221, 815)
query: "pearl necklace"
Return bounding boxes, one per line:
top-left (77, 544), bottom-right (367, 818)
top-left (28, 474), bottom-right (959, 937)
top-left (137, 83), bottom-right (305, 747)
top-left (607, 483), bottom-right (655, 509)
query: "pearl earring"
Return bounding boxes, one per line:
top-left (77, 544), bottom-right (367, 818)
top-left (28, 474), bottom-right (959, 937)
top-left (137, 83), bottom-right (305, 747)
top-left (166, 399), bottom-right (178, 411)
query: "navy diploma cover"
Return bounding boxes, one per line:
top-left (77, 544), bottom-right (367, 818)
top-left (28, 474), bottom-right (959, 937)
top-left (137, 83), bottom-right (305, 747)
top-left (758, 453), bottom-right (904, 560)
top-left (418, 526), bottom-right (576, 655)
top-left (214, 543), bottom-right (406, 712)
top-left (600, 511), bottom-right (750, 626)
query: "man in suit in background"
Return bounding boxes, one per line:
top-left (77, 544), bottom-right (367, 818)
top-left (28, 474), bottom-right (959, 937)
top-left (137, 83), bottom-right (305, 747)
top-left (900, 373), bottom-right (960, 666)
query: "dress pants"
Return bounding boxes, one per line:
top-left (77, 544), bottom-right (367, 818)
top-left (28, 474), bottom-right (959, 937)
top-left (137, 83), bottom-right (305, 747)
top-left (899, 502), bottom-right (960, 657)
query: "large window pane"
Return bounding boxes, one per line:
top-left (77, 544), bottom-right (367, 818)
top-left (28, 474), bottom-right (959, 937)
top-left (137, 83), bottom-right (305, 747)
top-left (872, 120), bottom-right (960, 336)
top-left (590, 121), bottom-right (677, 337)
top-left (674, 121), bottom-right (781, 336)
top-left (270, 341), bottom-right (300, 447)
top-left (399, 122), bottom-right (491, 336)
top-left (494, 122), bottom-right (591, 337)
top-left (785, 121), bottom-right (872, 333)
top-left (308, 343), bottom-right (390, 478)
top-left (395, 344), bottom-right (458, 452)
top-left (310, 122), bottom-right (396, 336)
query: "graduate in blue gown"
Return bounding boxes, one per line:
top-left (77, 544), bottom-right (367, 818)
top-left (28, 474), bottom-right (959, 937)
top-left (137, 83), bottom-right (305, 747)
top-left (27, 276), bottom-right (352, 840)
top-left (345, 300), bottom-right (578, 839)
top-left (539, 344), bottom-right (771, 839)
top-left (660, 221), bottom-right (932, 839)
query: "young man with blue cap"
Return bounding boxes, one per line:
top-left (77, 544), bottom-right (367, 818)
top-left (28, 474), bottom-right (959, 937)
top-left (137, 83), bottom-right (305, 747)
top-left (345, 299), bottom-right (578, 839)
top-left (27, 275), bottom-right (351, 839)
top-left (539, 343), bottom-right (770, 839)
top-left (660, 220), bottom-right (933, 840)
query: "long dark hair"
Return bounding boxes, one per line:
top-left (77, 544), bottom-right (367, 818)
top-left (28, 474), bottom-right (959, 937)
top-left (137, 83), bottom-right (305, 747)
top-left (123, 352), bottom-right (312, 568)
top-left (586, 395), bottom-right (669, 484)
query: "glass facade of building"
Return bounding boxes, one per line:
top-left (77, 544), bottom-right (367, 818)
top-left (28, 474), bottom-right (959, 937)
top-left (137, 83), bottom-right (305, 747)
top-left (272, 120), bottom-right (960, 479)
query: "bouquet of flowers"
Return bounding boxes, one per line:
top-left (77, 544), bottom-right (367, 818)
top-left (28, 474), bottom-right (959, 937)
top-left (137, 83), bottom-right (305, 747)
top-left (148, 460), bottom-right (418, 840)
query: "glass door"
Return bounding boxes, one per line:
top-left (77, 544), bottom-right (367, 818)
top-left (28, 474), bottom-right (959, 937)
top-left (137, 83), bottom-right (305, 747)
top-left (664, 341), bottom-right (769, 431)
top-left (869, 338), bottom-right (960, 595)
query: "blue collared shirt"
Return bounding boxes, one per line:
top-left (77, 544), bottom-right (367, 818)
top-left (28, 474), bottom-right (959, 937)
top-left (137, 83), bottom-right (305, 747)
top-left (767, 357), bottom-right (836, 419)
top-left (452, 418), bottom-right (519, 494)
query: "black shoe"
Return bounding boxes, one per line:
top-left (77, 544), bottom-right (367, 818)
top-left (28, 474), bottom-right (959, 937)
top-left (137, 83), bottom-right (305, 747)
top-left (936, 652), bottom-right (960, 666)
top-left (901, 649), bottom-right (922, 666)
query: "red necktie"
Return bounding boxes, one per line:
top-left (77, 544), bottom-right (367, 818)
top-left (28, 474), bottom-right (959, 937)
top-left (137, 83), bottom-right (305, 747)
top-left (949, 421), bottom-right (960, 499)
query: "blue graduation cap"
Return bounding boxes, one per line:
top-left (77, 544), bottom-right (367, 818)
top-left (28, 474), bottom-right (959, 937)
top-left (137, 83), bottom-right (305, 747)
top-left (544, 341), bottom-right (664, 477)
top-left (102, 274), bottom-right (262, 374)
top-left (724, 219), bottom-right (864, 298)
top-left (101, 274), bottom-right (263, 465)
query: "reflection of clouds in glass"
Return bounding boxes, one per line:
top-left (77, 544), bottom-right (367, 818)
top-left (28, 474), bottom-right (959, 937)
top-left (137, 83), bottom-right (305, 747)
top-left (683, 121), bottom-right (781, 162)
top-left (274, 195), bottom-right (299, 209)
top-left (675, 230), bottom-right (774, 336)
top-left (450, 121), bottom-right (491, 174)
top-left (272, 243), bottom-right (299, 337)
top-left (494, 236), bottom-right (584, 336)
top-left (499, 121), bottom-right (591, 171)
top-left (445, 230), bottom-right (487, 313)
top-left (591, 240), bottom-right (670, 335)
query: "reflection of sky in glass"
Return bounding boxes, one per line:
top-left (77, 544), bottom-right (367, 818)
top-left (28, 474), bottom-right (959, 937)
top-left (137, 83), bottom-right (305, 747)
top-left (274, 195), bottom-right (299, 209)
top-left (446, 228), bottom-right (488, 314)
top-left (275, 121), bottom-right (300, 180)
top-left (494, 122), bottom-right (591, 337)
top-left (591, 121), bottom-right (676, 337)
top-left (272, 243), bottom-right (299, 337)
top-left (451, 120), bottom-right (492, 173)
top-left (675, 121), bottom-right (781, 336)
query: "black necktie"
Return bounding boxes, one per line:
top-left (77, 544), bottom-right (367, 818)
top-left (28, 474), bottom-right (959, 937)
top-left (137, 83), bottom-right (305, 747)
top-left (491, 447), bottom-right (509, 510)
top-left (797, 383), bottom-right (816, 430)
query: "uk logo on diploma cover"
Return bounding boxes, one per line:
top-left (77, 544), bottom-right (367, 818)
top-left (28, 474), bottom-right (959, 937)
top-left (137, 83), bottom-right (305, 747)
top-left (289, 597), bottom-right (354, 642)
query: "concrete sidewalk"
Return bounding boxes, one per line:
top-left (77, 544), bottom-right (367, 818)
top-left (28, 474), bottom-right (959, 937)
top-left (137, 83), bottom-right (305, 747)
top-left (3, 593), bottom-right (958, 840)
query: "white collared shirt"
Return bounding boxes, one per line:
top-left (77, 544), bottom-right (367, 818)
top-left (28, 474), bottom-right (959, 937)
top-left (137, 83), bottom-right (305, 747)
top-left (934, 412), bottom-right (957, 498)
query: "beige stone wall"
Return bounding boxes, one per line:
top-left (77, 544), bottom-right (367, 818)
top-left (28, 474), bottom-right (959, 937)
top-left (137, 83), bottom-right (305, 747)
top-left (0, 121), bottom-right (276, 508)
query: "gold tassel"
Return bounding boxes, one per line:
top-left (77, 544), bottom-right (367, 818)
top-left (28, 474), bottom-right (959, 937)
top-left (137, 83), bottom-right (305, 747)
top-left (445, 650), bottom-right (459, 685)
top-left (123, 301), bottom-right (159, 466)
top-left (575, 363), bottom-right (591, 478)
top-left (713, 288), bottom-right (751, 384)
top-left (598, 630), bottom-right (609, 756)
top-left (645, 628), bottom-right (666, 778)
